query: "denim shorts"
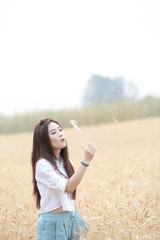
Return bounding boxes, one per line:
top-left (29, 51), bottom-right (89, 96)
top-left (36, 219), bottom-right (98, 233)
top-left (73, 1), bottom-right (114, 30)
top-left (37, 208), bottom-right (89, 240)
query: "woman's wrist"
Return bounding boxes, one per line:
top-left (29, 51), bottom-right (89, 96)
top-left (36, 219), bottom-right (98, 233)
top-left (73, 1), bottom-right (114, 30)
top-left (81, 161), bottom-right (89, 167)
top-left (82, 157), bottom-right (90, 165)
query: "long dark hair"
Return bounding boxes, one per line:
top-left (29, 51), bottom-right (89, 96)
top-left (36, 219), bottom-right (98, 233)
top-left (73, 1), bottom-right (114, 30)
top-left (31, 118), bottom-right (76, 209)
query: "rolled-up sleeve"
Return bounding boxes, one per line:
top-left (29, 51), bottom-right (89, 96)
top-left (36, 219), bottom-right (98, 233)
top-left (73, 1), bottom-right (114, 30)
top-left (35, 159), bottom-right (67, 192)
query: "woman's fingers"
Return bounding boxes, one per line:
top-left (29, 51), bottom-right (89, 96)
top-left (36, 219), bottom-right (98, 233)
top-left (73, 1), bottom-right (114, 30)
top-left (86, 142), bottom-right (97, 153)
top-left (85, 142), bottom-right (97, 162)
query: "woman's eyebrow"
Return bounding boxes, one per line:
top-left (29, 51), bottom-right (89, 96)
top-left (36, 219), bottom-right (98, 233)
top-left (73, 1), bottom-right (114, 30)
top-left (49, 128), bottom-right (56, 133)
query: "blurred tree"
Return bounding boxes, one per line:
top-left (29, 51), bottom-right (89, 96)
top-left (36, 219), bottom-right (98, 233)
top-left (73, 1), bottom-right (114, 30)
top-left (83, 74), bottom-right (138, 105)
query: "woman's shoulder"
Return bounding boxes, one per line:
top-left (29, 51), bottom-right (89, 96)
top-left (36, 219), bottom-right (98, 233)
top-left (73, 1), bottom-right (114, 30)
top-left (36, 158), bottom-right (53, 168)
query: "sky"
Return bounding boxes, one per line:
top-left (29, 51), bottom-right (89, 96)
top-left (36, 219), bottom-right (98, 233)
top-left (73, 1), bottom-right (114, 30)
top-left (0, 0), bottom-right (160, 115)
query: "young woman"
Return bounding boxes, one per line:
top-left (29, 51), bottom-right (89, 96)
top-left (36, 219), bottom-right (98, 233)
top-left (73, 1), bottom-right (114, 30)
top-left (31, 118), bottom-right (97, 240)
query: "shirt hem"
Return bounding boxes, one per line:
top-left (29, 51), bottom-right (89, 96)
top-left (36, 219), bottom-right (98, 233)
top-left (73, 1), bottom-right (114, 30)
top-left (40, 205), bottom-right (75, 214)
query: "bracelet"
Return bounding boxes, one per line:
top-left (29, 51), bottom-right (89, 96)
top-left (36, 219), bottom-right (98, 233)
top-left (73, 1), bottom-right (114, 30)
top-left (81, 161), bottom-right (89, 167)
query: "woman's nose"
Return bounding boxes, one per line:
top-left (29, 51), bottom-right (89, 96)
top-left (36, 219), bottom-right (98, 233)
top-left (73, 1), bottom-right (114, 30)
top-left (58, 131), bottom-right (63, 136)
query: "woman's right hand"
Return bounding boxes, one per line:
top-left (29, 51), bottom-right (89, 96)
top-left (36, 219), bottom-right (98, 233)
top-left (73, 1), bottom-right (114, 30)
top-left (83, 142), bottom-right (97, 164)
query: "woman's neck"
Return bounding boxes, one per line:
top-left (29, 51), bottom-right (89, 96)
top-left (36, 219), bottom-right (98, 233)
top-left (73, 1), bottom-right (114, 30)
top-left (54, 152), bottom-right (61, 162)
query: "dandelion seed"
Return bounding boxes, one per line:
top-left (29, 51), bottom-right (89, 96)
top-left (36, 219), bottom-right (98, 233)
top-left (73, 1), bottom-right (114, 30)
top-left (70, 120), bottom-right (83, 134)
top-left (113, 118), bottom-right (118, 123)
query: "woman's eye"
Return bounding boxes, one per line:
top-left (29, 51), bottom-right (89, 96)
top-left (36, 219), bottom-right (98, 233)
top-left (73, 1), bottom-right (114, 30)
top-left (59, 128), bottom-right (63, 131)
top-left (51, 132), bottom-right (56, 135)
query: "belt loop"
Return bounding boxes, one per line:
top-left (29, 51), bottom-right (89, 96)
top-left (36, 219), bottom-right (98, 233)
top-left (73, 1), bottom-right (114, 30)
top-left (69, 210), bottom-right (75, 239)
top-left (71, 209), bottom-right (75, 221)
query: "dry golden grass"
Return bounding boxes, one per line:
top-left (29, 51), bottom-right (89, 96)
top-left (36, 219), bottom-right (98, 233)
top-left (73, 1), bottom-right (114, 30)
top-left (0, 118), bottom-right (160, 240)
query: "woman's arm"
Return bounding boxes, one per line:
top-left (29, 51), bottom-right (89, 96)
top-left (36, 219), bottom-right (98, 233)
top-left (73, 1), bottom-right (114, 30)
top-left (65, 142), bottom-right (96, 194)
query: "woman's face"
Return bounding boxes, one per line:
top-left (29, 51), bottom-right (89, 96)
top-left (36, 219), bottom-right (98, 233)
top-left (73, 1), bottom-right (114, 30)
top-left (48, 121), bottom-right (66, 154)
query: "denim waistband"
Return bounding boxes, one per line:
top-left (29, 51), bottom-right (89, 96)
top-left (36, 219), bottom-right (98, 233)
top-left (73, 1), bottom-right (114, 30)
top-left (40, 209), bottom-right (74, 218)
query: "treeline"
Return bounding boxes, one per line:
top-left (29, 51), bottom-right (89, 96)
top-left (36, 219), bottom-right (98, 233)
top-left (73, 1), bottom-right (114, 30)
top-left (0, 95), bottom-right (160, 134)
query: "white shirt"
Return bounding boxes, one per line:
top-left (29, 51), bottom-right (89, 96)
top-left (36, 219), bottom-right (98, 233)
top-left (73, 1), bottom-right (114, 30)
top-left (35, 158), bottom-right (75, 213)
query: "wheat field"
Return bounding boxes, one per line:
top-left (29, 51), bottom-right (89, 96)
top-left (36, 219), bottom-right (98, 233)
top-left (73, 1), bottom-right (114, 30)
top-left (0, 118), bottom-right (160, 240)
